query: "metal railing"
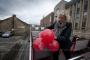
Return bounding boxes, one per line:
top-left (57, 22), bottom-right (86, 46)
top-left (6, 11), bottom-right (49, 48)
top-left (29, 26), bottom-right (33, 60)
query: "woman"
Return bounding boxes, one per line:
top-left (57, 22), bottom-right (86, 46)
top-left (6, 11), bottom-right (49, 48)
top-left (46, 14), bottom-right (72, 60)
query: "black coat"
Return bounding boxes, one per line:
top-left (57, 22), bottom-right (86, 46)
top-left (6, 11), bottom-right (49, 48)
top-left (47, 22), bottom-right (72, 49)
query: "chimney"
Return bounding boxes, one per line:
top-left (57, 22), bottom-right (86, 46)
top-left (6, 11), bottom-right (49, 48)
top-left (12, 14), bottom-right (16, 18)
top-left (12, 14), bottom-right (16, 29)
top-left (61, 0), bottom-right (65, 1)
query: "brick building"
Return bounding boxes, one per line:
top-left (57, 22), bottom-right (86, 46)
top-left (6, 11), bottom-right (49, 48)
top-left (40, 12), bottom-right (54, 27)
top-left (0, 15), bottom-right (30, 36)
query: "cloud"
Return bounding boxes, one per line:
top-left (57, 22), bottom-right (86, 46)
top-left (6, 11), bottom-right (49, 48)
top-left (0, 0), bottom-right (71, 24)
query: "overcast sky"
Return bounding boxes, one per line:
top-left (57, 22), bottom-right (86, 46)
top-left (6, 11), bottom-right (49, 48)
top-left (0, 0), bottom-right (71, 25)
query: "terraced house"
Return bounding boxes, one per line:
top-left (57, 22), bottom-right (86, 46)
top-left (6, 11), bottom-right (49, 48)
top-left (0, 15), bottom-right (30, 37)
top-left (66, 0), bottom-right (90, 39)
top-left (54, 0), bottom-right (90, 39)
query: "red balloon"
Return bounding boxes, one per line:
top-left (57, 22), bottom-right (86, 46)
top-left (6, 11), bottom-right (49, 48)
top-left (40, 29), bottom-right (55, 45)
top-left (47, 40), bottom-right (59, 53)
top-left (39, 31), bottom-right (44, 37)
top-left (33, 38), bottom-right (46, 52)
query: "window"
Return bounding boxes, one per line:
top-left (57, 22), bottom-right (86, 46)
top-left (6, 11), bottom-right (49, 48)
top-left (77, 8), bottom-right (80, 14)
top-left (81, 16), bottom-right (87, 30)
top-left (70, 10), bottom-right (72, 16)
top-left (84, 0), bottom-right (88, 12)
top-left (75, 23), bottom-right (78, 30)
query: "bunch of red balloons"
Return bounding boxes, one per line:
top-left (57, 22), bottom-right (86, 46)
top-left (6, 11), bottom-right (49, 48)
top-left (33, 29), bottom-right (59, 53)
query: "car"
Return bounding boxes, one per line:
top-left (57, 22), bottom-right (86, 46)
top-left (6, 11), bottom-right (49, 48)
top-left (2, 31), bottom-right (13, 38)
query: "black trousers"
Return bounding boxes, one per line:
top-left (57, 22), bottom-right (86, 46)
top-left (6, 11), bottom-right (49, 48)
top-left (52, 48), bottom-right (71, 60)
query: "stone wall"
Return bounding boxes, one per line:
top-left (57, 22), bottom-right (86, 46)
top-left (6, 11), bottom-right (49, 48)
top-left (0, 17), bottom-right (13, 32)
top-left (0, 15), bottom-right (30, 37)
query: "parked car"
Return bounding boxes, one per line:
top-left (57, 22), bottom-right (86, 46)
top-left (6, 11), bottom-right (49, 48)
top-left (2, 31), bottom-right (13, 38)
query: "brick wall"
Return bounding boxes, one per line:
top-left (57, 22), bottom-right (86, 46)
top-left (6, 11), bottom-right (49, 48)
top-left (40, 12), bottom-right (54, 27)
